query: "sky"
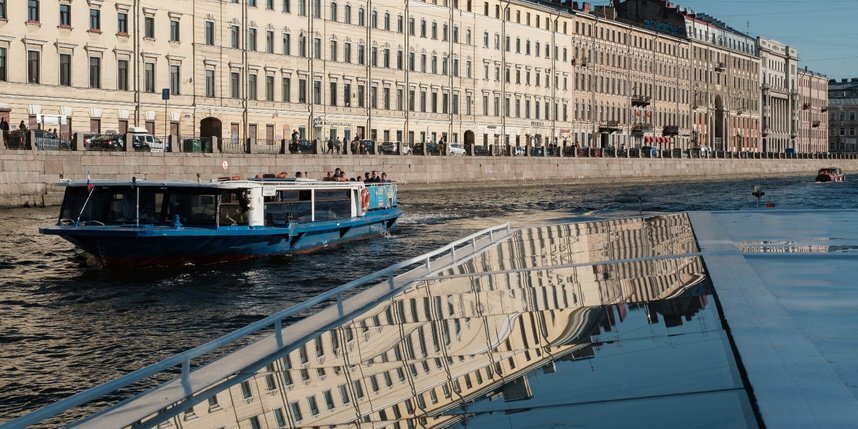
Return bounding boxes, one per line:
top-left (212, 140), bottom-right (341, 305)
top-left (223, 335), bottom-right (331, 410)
top-left (610, 0), bottom-right (858, 80)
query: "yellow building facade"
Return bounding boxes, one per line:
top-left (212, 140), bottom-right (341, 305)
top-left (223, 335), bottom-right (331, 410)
top-left (0, 0), bottom-right (792, 153)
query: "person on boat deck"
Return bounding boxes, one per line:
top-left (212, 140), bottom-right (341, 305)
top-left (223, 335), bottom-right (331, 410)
top-left (381, 172), bottom-right (388, 182)
top-left (363, 172), bottom-right (371, 181)
top-left (115, 192), bottom-right (136, 223)
top-left (295, 172), bottom-right (303, 178)
top-left (324, 171), bottom-right (334, 181)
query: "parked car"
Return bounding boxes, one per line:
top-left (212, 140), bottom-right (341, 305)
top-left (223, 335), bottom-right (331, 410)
top-left (87, 134), bottom-right (125, 151)
top-left (473, 145), bottom-right (490, 156)
top-left (413, 142), bottom-right (440, 155)
top-left (30, 130), bottom-right (71, 150)
top-left (380, 141), bottom-right (411, 155)
top-left (449, 143), bottom-right (466, 156)
top-left (128, 127), bottom-right (166, 152)
top-left (641, 146), bottom-right (660, 158)
top-left (670, 148), bottom-right (688, 158)
top-left (513, 146), bottom-right (527, 156)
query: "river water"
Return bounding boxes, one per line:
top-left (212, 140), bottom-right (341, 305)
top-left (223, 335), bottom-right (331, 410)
top-left (1, 176), bottom-right (857, 423)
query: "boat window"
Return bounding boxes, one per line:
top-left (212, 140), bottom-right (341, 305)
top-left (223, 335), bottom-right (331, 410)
top-left (314, 189), bottom-right (352, 221)
top-left (218, 190), bottom-right (250, 226)
top-left (162, 188), bottom-right (218, 226)
top-left (59, 186), bottom-right (168, 225)
top-left (262, 190), bottom-right (312, 225)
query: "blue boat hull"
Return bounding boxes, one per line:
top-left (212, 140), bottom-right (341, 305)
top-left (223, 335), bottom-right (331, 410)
top-left (40, 209), bottom-right (401, 267)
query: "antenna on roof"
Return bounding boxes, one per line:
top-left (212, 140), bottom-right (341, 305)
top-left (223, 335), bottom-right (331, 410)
top-left (746, 20), bottom-right (750, 35)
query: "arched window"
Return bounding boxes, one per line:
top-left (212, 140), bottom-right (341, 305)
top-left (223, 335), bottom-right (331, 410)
top-left (330, 2), bottom-right (337, 21)
top-left (371, 10), bottom-right (377, 28)
top-left (384, 12), bottom-right (390, 31)
top-left (357, 7), bottom-right (364, 26)
top-left (344, 4), bottom-right (351, 23)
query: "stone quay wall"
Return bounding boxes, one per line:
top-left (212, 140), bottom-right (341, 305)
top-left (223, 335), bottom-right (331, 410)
top-left (1, 150), bottom-right (855, 208)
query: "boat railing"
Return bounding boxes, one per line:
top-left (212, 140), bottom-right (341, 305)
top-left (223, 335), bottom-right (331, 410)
top-left (4, 222), bottom-right (513, 429)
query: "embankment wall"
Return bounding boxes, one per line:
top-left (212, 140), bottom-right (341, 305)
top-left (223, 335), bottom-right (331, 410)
top-left (0, 151), bottom-right (853, 207)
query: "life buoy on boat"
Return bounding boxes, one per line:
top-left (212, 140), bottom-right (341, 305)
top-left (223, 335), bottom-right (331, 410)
top-left (361, 188), bottom-right (370, 213)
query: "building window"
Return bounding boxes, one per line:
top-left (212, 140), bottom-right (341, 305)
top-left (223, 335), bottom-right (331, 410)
top-left (329, 81), bottom-right (337, 105)
top-left (248, 28), bottom-right (257, 51)
top-left (59, 54), bottom-right (71, 86)
top-left (170, 20), bottom-right (180, 42)
top-left (282, 77), bottom-right (291, 102)
top-left (231, 25), bottom-right (240, 48)
top-left (344, 4), bottom-right (351, 23)
top-left (266, 30), bottom-right (274, 53)
top-left (313, 38), bottom-right (321, 59)
top-left (117, 12), bottom-right (128, 34)
top-left (27, 51), bottom-right (40, 83)
top-left (89, 57), bottom-right (101, 88)
top-left (283, 0), bottom-right (291, 12)
top-left (266, 75), bottom-right (274, 101)
top-left (0, 48), bottom-right (7, 81)
top-left (59, 4), bottom-right (71, 26)
top-left (249, 73), bottom-right (257, 100)
top-left (298, 0), bottom-right (306, 16)
top-left (329, 40), bottom-right (337, 62)
top-left (357, 7), bottom-right (364, 26)
top-left (0, 0), bottom-right (6, 19)
top-left (28, 0), bottom-right (40, 22)
top-left (170, 65), bottom-right (180, 95)
top-left (357, 84), bottom-right (364, 107)
top-left (225, 72), bottom-right (238, 98)
top-left (343, 83), bottom-right (351, 106)
top-left (330, 1), bottom-right (337, 21)
top-left (144, 62), bottom-right (155, 92)
top-left (205, 70), bottom-right (215, 97)
top-left (298, 79), bottom-right (307, 103)
top-left (89, 9), bottom-right (100, 31)
top-left (144, 16), bottom-right (154, 38)
top-left (117, 59), bottom-right (128, 90)
top-left (205, 22), bottom-right (215, 45)
top-left (266, 0), bottom-right (274, 9)
top-left (282, 33), bottom-right (291, 55)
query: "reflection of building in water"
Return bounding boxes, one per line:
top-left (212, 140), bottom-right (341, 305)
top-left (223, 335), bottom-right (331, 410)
top-left (154, 214), bottom-right (707, 429)
top-left (737, 241), bottom-right (830, 254)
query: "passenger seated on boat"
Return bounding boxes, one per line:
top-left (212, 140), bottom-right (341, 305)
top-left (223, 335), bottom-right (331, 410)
top-left (324, 171), bottom-right (334, 181)
top-left (295, 172), bottom-right (303, 178)
top-left (364, 172), bottom-right (371, 181)
top-left (111, 191), bottom-right (136, 223)
top-left (381, 172), bottom-right (388, 182)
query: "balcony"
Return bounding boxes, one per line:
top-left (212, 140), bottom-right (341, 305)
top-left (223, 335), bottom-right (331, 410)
top-left (632, 123), bottom-right (653, 133)
top-left (714, 62), bottom-right (726, 72)
top-left (812, 120), bottom-right (821, 128)
top-left (631, 95), bottom-right (651, 107)
top-left (821, 106), bottom-right (829, 112)
top-left (662, 125), bottom-right (680, 136)
top-left (802, 103), bottom-right (811, 110)
top-left (599, 121), bottom-right (621, 134)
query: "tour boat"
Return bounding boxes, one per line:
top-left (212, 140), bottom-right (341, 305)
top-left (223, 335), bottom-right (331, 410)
top-left (40, 177), bottom-right (401, 267)
top-left (815, 167), bottom-right (845, 183)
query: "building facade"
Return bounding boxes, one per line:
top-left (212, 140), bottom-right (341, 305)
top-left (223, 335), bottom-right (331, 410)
top-left (0, 0), bottom-right (818, 154)
top-left (827, 78), bottom-right (858, 153)
top-left (756, 36), bottom-right (799, 153)
top-left (796, 68), bottom-right (828, 153)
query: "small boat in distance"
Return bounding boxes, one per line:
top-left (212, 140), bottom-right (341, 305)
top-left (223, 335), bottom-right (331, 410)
top-left (40, 177), bottom-right (401, 267)
top-left (815, 167), bottom-right (845, 183)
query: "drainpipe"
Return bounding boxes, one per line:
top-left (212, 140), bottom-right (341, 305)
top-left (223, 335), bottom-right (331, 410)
top-left (134, 0), bottom-right (140, 126)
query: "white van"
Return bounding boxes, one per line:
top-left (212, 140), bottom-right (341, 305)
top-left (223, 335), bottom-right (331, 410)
top-left (128, 127), bottom-right (166, 152)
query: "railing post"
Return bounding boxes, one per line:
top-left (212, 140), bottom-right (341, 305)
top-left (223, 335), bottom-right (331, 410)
top-left (451, 247), bottom-right (456, 263)
top-left (388, 275), bottom-right (396, 291)
top-left (426, 257), bottom-right (431, 274)
top-left (275, 319), bottom-right (283, 348)
top-left (181, 358), bottom-right (191, 396)
top-left (336, 293), bottom-right (344, 317)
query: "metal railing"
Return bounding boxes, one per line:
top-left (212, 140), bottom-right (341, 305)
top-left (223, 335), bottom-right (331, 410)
top-left (4, 223), bottom-right (513, 429)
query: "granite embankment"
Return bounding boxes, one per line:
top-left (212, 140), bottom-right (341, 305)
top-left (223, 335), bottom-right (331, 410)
top-left (0, 150), bottom-right (854, 207)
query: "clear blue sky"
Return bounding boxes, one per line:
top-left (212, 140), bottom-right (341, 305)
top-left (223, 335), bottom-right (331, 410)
top-left (611, 0), bottom-right (858, 79)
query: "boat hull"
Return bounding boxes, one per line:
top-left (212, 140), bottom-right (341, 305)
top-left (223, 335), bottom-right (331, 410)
top-left (41, 209), bottom-right (401, 267)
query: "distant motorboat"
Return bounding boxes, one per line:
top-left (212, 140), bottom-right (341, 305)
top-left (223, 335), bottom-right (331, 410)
top-left (815, 167), bottom-right (845, 183)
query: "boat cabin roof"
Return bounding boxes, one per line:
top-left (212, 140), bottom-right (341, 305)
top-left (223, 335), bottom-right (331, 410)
top-left (58, 178), bottom-right (361, 190)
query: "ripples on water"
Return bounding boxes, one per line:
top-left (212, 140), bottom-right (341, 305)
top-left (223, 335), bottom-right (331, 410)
top-left (1, 176), bottom-right (857, 422)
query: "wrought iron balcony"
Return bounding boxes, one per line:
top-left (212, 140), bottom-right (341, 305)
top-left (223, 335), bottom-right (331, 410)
top-left (632, 123), bottom-right (653, 132)
top-left (802, 103), bottom-right (811, 110)
top-left (812, 120), bottom-right (821, 128)
top-left (714, 62), bottom-right (726, 72)
top-left (631, 95), bottom-right (651, 107)
top-left (662, 125), bottom-right (680, 136)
